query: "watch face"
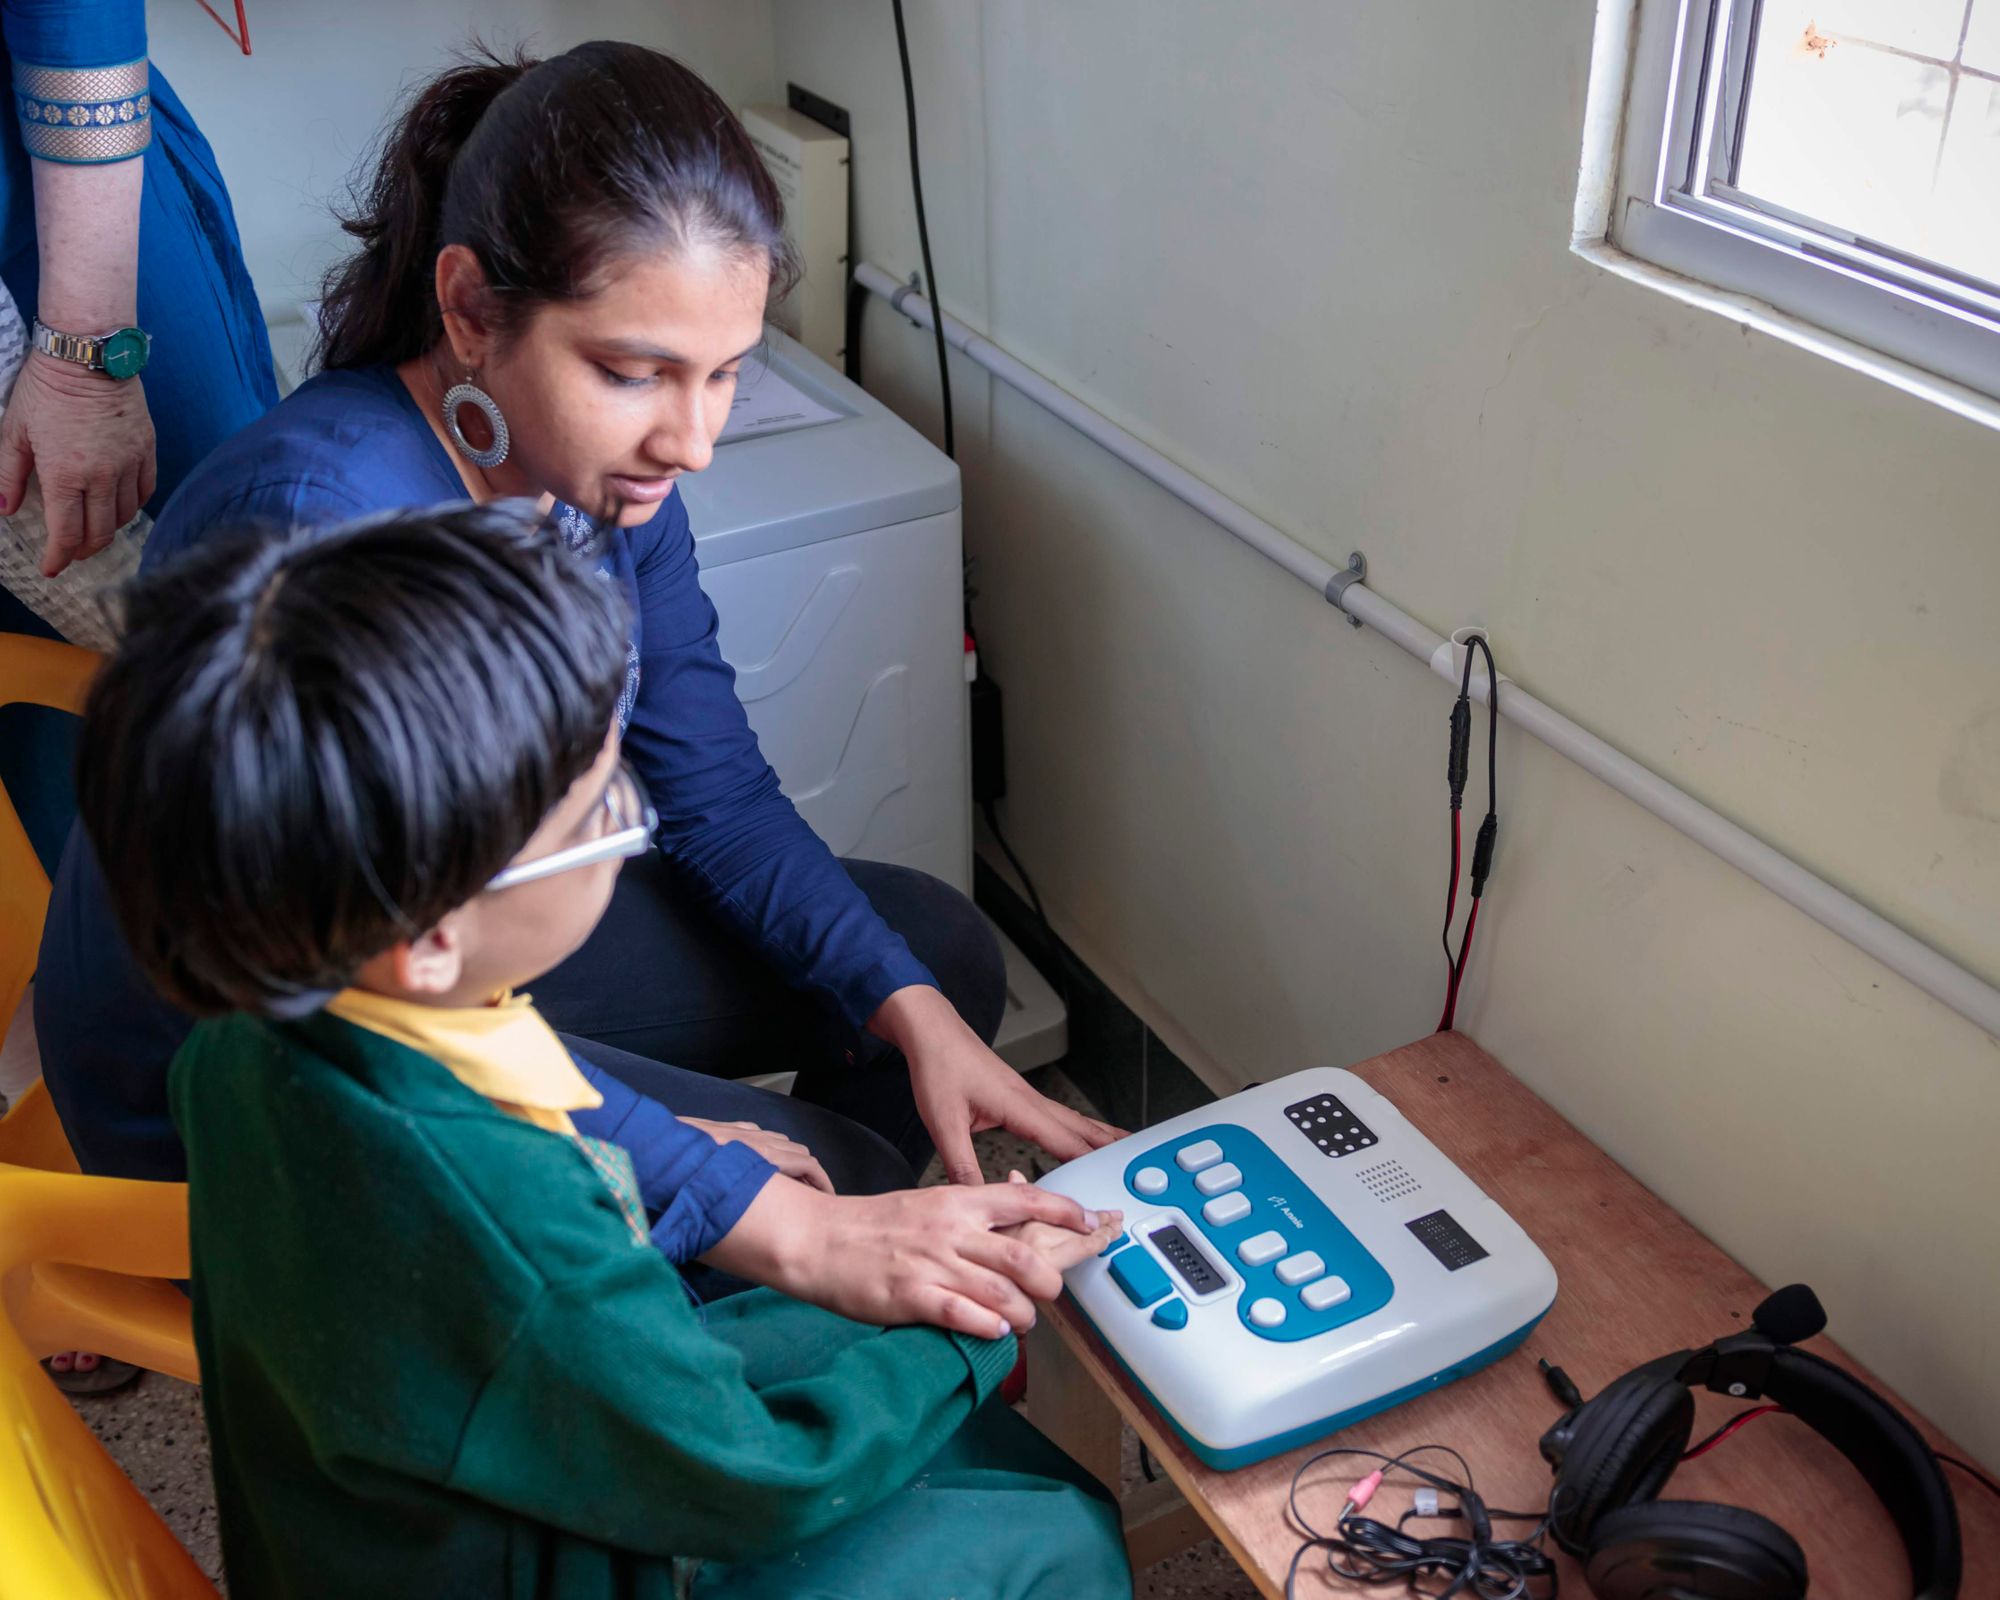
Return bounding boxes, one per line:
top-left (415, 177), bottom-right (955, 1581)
top-left (101, 327), bottom-right (151, 381)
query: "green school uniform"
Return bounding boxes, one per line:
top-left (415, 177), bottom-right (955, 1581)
top-left (171, 1011), bottom-right (1131, 1599)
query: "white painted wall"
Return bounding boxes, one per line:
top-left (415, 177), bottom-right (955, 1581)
top-left (145, 0), bottom-right (778, 316)
top-left (769, 1), bottom-right (2000, 1462)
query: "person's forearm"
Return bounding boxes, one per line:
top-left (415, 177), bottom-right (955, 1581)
top-left (32, 158), bottom-right (141, 331)
top-left (698, 1172), bottom-right (819, 1291)
top-left (866, 981), bottom-right (956, 1053)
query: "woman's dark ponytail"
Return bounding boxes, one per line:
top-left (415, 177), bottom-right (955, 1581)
top-left (315, 41), bottom-right (795, 374)
top-left (315, 49), bottom-right (531, 372)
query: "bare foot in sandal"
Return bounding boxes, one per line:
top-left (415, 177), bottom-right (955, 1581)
top-left (44, 1351), bottom-right (141, 1395)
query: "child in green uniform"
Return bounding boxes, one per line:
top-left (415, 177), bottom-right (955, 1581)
top-left (75, 503), bottom-right (1133, 1600)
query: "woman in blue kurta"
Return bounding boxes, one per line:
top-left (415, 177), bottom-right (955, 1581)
top-left (36, 43), bottom-right (1117, 1229)
top-left (0, 0), bottom-right (276, 870)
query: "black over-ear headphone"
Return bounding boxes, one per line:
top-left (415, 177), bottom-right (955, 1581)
top-left (1537, 1285), bottom-right (1961, 1600)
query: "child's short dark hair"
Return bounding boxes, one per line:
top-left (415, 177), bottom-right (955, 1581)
top-left (78, 502), bottom-right (631, 1018)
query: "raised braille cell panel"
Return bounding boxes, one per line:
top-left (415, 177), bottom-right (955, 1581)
top-left (1149, 1224), bottom-right (1227, 1295)
top-left (1284, 1092), bottom-right (1380, 1158)
top-left (1406, 1209), bottom-right (1490, 1271)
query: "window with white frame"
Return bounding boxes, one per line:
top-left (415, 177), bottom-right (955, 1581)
top-left (1604, 0), bottom-right (2000, 407)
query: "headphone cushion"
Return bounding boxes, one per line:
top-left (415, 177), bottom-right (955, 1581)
top-left (1561, 1373), bottom-right (1696, 1539)
top-left (1586, 1500), bottom-right (1808, 1599)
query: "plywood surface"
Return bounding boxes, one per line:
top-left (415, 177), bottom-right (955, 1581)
top-left (1048, 1032), bottom-right (1998, 1598)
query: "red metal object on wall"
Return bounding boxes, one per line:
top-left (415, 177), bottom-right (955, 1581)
top-left (194, 0), bottom-right (251, 56)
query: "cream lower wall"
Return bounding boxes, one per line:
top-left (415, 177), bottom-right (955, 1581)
top-left (770, 0), bottom-right (2000, 1463)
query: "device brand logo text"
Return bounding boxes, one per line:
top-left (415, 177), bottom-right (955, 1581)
top-left (1268, 1195), bottom-right (1305, 1229)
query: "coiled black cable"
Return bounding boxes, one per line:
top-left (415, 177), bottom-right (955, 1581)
top-left (1285, 1443), bottom-right (1558, 1600)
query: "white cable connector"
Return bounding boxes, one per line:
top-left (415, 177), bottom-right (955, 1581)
top-left (1413, 1487), bottom-right (1441, 1517)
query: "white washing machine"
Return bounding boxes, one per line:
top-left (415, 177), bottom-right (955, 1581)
top-left (684, 329), bottom-right (1065, 1071)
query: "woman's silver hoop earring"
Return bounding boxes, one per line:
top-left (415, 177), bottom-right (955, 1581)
top-left (442, 378), bottom-right (510, 469)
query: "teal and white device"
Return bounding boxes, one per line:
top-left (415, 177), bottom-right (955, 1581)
top-left (1039, 1068), bottom-right (1557, 1470)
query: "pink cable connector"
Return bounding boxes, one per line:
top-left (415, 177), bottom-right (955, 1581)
top-left (1339, 1469), bottom-right (1385, 1520)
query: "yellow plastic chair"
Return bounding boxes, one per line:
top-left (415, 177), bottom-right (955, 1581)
top-left (1, 633), bottom-right (194, 1371)
top-left (0, 633), bottom-right (98, 1184)
top-left (1, 632), bottom-right (97, 1051)
top-left (0, 1164), bottom-right (212, 1599)
top-left (0, 632), bottom-right (209, 1594)
top-left (1, 634), bottom-right (92, 1181)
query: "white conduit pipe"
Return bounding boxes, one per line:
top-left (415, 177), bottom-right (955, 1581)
top-left (857, 261), bottom-right (2000, 1043)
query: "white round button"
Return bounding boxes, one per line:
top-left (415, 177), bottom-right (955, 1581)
top-left (1132, 1166), bottom-right (1169, 1197)
top-left (1248, 1297), bottom-right (1287, 1329)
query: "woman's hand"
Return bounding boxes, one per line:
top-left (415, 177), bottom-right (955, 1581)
top-left (0, 351), bottom-right (156, 576)
top-left (681, 1115), bottom-right (833, 1194)
top-left (870, 984), bottom-right (1125, 1186)
top-left (703, 1173), bottom-right (1120, 1340)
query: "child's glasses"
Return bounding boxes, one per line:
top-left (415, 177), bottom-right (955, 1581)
top-left (486, 759), bottom-right (657, 891)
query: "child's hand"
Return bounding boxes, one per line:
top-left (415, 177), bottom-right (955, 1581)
top-left (997, 1169), bottom-right (1123, 1274)
top-left (681, 1117), bottom-right (833, 1194)
top-left (701, 1174), bottom-right (1117, 1340)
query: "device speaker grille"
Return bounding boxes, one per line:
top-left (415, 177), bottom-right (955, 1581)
top-left (1354, 1157), bottom-right (1422, 1203)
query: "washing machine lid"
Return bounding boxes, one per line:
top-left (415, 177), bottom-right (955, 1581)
top-left (680, 326), bottom-right (960, 567)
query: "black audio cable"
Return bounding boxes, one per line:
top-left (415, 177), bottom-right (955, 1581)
top-left (1285, 1443), bottom-right (1557, 1600)
top-left (1438, 634), bottom-right (1499, 1032)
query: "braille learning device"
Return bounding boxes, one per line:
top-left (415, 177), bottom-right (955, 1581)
top-left (1039, 1068), bottom-right (1558, 1469)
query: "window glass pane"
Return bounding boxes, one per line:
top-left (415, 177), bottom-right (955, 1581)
top-left (1803, 0), bottom-right (1967, 57)
top-left (1931, 76), bottom-right (2000, 280)
top-left (1735, 0), bottom-right (1999, 283)
top-left (1964, 0), bottom-right (2000, 74)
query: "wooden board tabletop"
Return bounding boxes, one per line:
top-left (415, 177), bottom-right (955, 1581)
top-left (1047, 1032), bottom-right (1999, 1598)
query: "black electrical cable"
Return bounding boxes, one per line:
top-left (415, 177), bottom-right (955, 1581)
top-left (981, 796), bottom-right (1068, 999)
top-left (1440, 811), bottom-right (1463, 991)
top-left (1439, 634), bottom-right (1500, 1032)
top-left (885, 4), bottom-right (1065, 1004)
top-left (1284, 1443), bottom-right (1558, 1600)
top-left (1472, 636), bottom-right (1497, 821)
top-left (981, 800), bottom-right (1048, 929)
top-left (890, 0), bottom-right (954, 460)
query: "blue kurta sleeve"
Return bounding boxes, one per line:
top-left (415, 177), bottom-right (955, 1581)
top-left (6, 1), bottom-right (151, 164)
top-left (619, 491), bottom-right (937, 1033)
top-left (567, 1052), bottom-right (776, 1263)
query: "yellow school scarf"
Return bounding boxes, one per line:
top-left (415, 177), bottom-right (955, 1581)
top-left (324, 989), bottom-right (604, 1135)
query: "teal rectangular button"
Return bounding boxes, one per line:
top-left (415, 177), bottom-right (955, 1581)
top-left (1108, 1244), bottom-right (1172, 1308)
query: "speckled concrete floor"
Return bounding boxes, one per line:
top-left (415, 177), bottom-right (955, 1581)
top-left (69, 1065), bottom-right (1260, 1597)
top-left (71, 1370), bottom-right (222, 1584)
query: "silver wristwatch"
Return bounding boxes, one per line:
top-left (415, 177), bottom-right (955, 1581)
top-left (31, 319), bottom-right (152, 381)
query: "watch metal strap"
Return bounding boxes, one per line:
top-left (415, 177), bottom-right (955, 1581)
top-left (34, 324), bottom-right (107, 369)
